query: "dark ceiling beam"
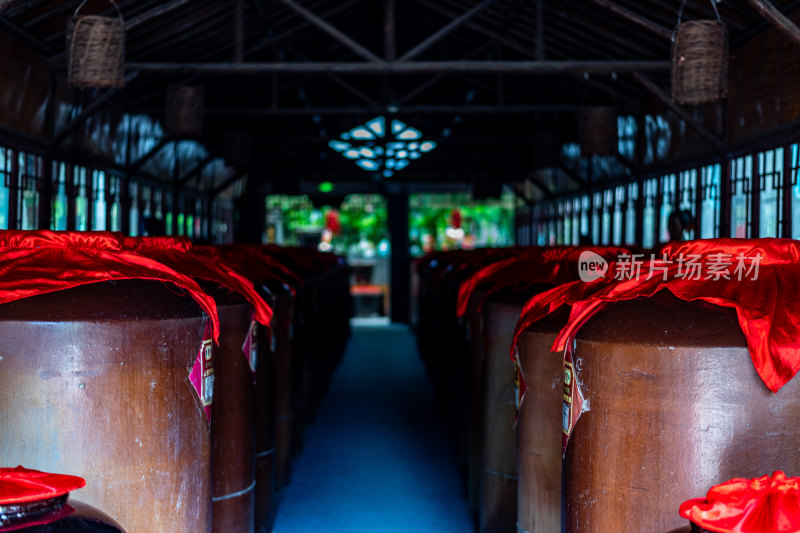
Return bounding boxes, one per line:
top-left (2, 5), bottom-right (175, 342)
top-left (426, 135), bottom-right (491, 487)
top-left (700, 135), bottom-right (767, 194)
top-left (49, 1), bottom-right (225, 61)
top-left (326, 75), bottom-right (381, 107)
top-left (0, 16), bottom-right (50, 55)
top-left (201, 104), bottom-right (585, 116)
top-left (277, 0), bottom-right (382, 62)
top-left (125, 0), bottom-right (194, 31)
top-left (550, 2), bottom-right (662, 58)
top-left (178, 155), bottom-right (216, 188)
top-left (134, 4), bottom-right (233, 60)
top-left (410, 0), bottom-right (535, 58)
top-left (250, 0), bottom-right (269, 31)
top-left (510, 182), bottom-right (535, 205)
top-left (53, 72), bottom-right (139, 145)
top-left (397, 42), bottom-right (494, 104)
top-left (558, 163), bottom-right (590, 190)
top-left (633, 72), bottom-right (725, 154)
top-left (733, 0), bottom-right (800, 47)
top-left (525, 174), bottom-right (556, 199)
top-left (399, 0), bottom-right (501, 61)
top-left (129, 137), bottom-right (174, 172)
top-left (244, 0), bottom-right (361, 58)
top-left (211, 171), bottom-right (246, 198)
top-left (0, 0), bottom-right (25, 15)
top-left (586, 0), bottom-right (672, 40)
top-left (280, 43), bottom-right (380, 106)
top-left (125, 60), bottom-right (670, 75)
top-left (744, 0), bottom-right (800, 47)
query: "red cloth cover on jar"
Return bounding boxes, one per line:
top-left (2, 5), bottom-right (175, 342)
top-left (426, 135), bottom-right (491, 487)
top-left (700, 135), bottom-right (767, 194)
top-left (680, 471), bottom-right (800, 533)
top-left (0, 466), bottom-right (85, 505)
top-left (123, 236), bottom-right (273, 326)
top-left (511, 239), bottom-right (800, 393)
top-left (456, 246), bottom-right (631, 317)
top-left (0, 230), bottom-right (219, 342)
top-left (215, 244), bottom-right (304, 289)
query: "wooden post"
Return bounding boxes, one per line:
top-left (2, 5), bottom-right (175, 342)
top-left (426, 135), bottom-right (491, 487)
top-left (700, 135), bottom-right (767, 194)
top-left (8, 148), bottom-right (18, 230)
top-left (783, 143), bottom-right (793, 238)
top-left (635, 176), bottom-right (644, 246)
top-left (66, 164), bottom-right (76, 232)
top-left (720, 158), bottom-right (732, 238)
top-left (694, 166), bottom-right (704, 239)
top-left (751, 153), bottom-right (761, 238)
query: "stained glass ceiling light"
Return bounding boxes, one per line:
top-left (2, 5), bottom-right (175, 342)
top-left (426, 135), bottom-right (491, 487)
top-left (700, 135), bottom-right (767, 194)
top-left (328, 116), bottom-right (437, 178)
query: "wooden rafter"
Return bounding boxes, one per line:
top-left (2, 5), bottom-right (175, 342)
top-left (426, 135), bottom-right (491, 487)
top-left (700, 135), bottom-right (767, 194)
top-left (633, 72), bottom-right (725, 154)
top-left (744, 0), bottom-right (800, 47)
top-left (586, 0), bottom-right (672, 40)
top-left (125, 60), bottom-right (670, 75)
top-left (277, 0), bottom-right (382, 62)
top-left (399, 0), bottom-right (501, 61)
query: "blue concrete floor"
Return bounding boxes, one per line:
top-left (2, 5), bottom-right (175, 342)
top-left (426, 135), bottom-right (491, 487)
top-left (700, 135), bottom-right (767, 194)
top-left (272, 321), bottom-right (475, 533)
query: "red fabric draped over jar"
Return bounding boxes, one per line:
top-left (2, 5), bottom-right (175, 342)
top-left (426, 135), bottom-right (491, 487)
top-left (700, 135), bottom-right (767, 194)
top-left (0, 466), bottom-right (85, 505)
top-left (680, 471), bottom-right (800, 533)
top-left (511, 239), bottom-right (800, 393)
top-left (456, 246), bottom-right (631, 317)
top-left (123, 236), bottom-right (273, 327)
top-left (0, 230), bottom-right (219, 342)
top-left (214, 244), bottom-right (304, 289)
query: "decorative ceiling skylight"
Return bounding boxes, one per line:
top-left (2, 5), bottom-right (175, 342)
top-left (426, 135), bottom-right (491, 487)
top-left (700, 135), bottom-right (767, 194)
top-left (328, 116), bottom-right (437, 178)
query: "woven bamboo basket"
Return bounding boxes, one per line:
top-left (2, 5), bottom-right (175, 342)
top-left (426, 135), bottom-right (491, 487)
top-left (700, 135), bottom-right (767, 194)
top-left (165, 85), bottom-right (205, 136)
top-left (671, 20), bottom-right (728, 105)
top-left (67, 0), bottom-right (125, 88)
top-left (577, 106), bottom-right (618, 157)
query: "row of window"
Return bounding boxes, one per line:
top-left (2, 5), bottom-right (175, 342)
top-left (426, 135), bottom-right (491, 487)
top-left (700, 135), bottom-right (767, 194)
top-left (0, 146), bottom-right (235, 243)
top-left (518, 144), bottom-right (800, 248)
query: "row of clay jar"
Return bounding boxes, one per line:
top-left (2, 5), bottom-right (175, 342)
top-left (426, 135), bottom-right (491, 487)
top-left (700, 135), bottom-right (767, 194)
top-left (0, 230), bottom-right (352, 533)
top-left (414, 240), bottom-right (800, 532)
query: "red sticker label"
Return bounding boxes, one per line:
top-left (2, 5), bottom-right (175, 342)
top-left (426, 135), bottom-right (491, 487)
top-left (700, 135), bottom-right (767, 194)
top-left (189, 320), bottom-right (214, 423)
top-left (562, 343), bottom-right (585, 457)
top-left (242, 318), bottom-right (258, 383)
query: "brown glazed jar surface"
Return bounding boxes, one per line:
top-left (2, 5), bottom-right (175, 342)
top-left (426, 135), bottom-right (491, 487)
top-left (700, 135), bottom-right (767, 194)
top-left (479, 283), bottom-right (555, 533)
top-left (270, 292), bottom-right (295, 490)
top-left (515, 300), bottom-right (568, 533)
top-left (564, 292), bottom-right (800, 532)
top-left (0, 280), bottom-right (212, 533)
top-left (202, 284), bottom-right (256, 533)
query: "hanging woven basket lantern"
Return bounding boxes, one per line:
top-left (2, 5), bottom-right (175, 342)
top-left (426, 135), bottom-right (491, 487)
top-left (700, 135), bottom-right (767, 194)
top-left (165, 85), bottom-right (205, 137)
top-left (577, 106), bottom-right (618, 157)
top-left (671, 1), bottom-right (728, 105)
top-left (67, 0), bottom-right (125, 89)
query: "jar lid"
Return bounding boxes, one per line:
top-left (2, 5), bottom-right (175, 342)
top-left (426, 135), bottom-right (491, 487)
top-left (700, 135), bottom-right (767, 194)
top-left (680, 471), bottom-right (800, 533)
top-left (0, 466), bottom-right (85, 505)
